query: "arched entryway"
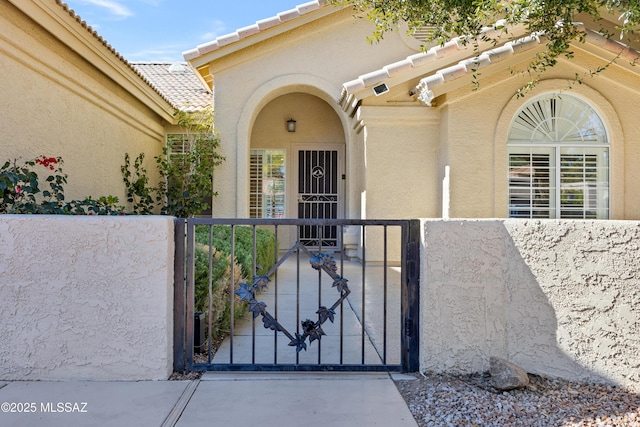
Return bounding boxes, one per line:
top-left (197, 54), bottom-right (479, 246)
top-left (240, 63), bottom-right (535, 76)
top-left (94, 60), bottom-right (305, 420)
top-left (249, 92), bottom-right (346, 248)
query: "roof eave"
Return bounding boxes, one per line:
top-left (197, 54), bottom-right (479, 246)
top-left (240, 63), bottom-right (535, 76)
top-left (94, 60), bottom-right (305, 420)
top-left (339, 22), bottom-right (528, 112)
top-left (184, 2), bottom-right (342, 73)
top-left (12, 0), bottom-right (177, 123)
top-left (414, 26), bottom-right (640, 106)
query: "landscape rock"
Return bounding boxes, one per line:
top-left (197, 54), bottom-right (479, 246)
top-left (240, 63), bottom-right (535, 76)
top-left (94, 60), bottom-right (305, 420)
top-left (490, 356), bottom-right (530, 391)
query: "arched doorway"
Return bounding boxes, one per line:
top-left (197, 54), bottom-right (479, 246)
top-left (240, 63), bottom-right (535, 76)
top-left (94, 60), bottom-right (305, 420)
top-left (250, 92), bottom-right (346, 247)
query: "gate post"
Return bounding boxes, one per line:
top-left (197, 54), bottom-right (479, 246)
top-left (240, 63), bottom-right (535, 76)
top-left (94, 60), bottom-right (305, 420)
top-left (173, 218), bottom-right (186, 372)
top-left (402, 219), bottom-right (421, 372)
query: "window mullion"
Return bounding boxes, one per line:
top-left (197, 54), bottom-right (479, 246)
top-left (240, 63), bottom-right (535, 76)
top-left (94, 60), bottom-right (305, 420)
top-left (508, 93), bottom-right (608, 220)
top-left (555, 147), bottom-right (561, 219)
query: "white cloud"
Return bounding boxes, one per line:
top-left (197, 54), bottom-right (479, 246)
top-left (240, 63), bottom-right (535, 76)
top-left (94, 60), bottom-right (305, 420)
top-left (200, 20), bottom-right (228, 41)
top-left (83, 0), bottom-right (133, 19)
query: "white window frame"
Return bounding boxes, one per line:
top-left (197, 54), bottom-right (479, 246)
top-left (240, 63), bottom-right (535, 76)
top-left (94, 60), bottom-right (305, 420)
top-left (249, 149), bottom-right (286, 219)
top-left (507, 94), bottom-right (609, 219)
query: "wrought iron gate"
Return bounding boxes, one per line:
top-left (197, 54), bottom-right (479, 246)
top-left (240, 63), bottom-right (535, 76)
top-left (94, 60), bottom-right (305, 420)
top-left (174, 219), bottom-right (420, 372)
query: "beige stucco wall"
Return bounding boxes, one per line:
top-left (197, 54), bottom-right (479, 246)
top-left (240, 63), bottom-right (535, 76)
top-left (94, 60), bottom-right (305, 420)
top-left (0, 216), bottom-right (174, 381)
top-left (0, 1), bottom-right (170, 209)
top-left (189, 4), bottom-right (640, 222)
top-left (444, 48), bottom-right (639, 219)
top-left (421, 219), bottom-right (640, 387)
top-left (358, 106), bottom-right (441, 219)
top-left (198, 8), bottom-right (419, 219)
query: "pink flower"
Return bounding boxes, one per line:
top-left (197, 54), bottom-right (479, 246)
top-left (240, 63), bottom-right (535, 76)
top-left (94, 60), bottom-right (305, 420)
top-left (35, 156), bottom-right (58, 170)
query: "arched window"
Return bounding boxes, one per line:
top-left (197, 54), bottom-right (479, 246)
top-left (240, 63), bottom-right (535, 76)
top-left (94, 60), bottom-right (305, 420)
top-left (508, 93), bottom-right (609, 219)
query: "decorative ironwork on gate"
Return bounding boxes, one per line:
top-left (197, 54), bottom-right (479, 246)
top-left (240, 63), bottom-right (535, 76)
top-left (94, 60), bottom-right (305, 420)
top-left (173, 218), bottom-right (420, 373)
top-left (235, 244), bottom-right (350, 353)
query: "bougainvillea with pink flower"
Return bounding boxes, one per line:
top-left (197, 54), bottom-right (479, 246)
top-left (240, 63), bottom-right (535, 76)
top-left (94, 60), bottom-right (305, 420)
top-left (0, 156), bottom-right (124, 215)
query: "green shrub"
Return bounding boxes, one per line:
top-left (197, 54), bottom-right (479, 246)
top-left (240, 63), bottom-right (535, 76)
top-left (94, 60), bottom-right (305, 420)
top-left (194, 245), bottom-right (246, 339)
top-left (195, 225), bottom-right (276, 278)
top-left (122, 107), bottom-right (225, 218)
top-left (193, 225), bottom-right (277, 341)
top-left (1, 156), bottom-right (125, 215)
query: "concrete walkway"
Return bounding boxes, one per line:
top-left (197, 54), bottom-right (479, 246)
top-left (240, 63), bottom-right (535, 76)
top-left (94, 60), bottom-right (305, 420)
top-left (210, 250), bottom-right (402, 367)
top-left (0, 373), bottom-right (418, 426)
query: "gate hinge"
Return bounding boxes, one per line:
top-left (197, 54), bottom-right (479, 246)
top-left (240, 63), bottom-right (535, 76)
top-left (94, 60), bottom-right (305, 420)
top-left (404, 318), bottom-right (413, 337)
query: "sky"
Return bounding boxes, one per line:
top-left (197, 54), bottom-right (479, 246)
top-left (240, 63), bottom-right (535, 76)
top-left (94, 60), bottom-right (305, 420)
top-left (63, 0), bottom-right (304, 62)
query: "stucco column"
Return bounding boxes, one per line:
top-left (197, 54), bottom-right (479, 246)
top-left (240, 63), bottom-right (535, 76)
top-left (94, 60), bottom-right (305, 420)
top-left (357, 106), bottom-right (440, 261)
top-left (358, 106), bottom-right (440, 219)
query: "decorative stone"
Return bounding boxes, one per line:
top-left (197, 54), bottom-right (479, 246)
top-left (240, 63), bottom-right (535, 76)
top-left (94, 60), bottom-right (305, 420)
top-left (490, 357), bottom-right (530, 391)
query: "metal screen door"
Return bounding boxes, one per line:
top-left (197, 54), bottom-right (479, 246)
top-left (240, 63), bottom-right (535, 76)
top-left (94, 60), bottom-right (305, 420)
top-left (296, 147), bottom-right (342, 247)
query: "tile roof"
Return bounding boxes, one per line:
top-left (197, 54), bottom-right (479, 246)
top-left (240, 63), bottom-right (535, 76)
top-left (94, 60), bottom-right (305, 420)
top-left (132, 63), bottom-right (212, 112)
top-left (414, 25), bottom-right (640, 106)
top-left (339, 20), bottom-right (522, 111)
top-left (340, 23), bottom-right (640, 111)
top-left (414, 33), bottom-right (543, 106)
top-left (55, 1), bottom-right (174, 108)
top-left (183, 0), bottom-right (329, 61)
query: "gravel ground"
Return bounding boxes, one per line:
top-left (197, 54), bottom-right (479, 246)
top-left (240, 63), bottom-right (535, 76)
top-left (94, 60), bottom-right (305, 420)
top-left (394, 372), bottom-right (640, 427)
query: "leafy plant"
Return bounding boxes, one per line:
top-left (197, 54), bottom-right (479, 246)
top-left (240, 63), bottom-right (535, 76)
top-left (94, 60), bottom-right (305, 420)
top-left (194, 245), bottom-right (247, 339)
top-left (1, 156), bottom-right (65, 213)
top-left (65, 196), bottom-right (126, 215)
top-left (193, 225), bottom-right (277, 341)
top-left (195, 225), bottom-right (277, 278)
top-left (158, 107), bottom-right (225, 218)
top-left (122, 107), bottom-right (225, 218)
top-left (121, 153), bottom-right (155, 214)
top-left (1, 156), bottom-right (124, 215)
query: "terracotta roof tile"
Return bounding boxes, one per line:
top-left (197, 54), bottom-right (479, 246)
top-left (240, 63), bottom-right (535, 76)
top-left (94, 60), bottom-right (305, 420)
top-left (338, 20), bottom-right (515, 110)
top-left (256, 16), bottom-right (281, 31)
top-left (340, 22), bottom-right (640, 110)
top-left (132, 63), bottom-right (212, 112)
top-left (414, 35), bottom-right (540, 106)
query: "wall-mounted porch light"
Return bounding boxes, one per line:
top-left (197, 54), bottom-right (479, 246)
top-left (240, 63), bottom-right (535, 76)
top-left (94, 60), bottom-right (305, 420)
top-left (287, 118), bottom-right (297, 132)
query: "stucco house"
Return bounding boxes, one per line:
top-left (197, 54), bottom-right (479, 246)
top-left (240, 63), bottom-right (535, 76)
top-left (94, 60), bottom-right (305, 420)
top-left (3, 0), bottom-right (640, 228)
top-left (0, 0), bottom-right (209, 205)
top-left (3, 0), bottom-right (640, 388)
top-left (182, 0), bottom-right (640, 238)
